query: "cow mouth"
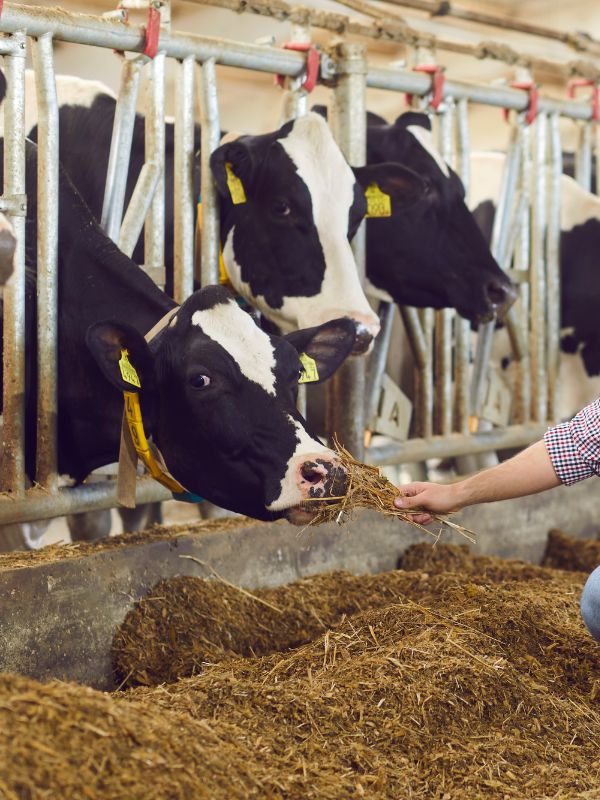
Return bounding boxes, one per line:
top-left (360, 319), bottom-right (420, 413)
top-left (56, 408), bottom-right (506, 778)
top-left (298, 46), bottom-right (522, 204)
top-left (283, 499), bottom-right (338, 526)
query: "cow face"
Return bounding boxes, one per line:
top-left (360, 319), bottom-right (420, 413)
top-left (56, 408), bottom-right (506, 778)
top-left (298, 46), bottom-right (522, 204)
top-left (360, 112), bottom-right (517, 324)
top-left (210, 113), bottom-right (381, 354)
top-left (86, 286), bottom-right (353, 523)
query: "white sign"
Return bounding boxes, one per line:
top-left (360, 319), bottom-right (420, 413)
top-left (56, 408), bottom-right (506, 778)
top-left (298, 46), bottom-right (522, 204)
top-left (372, 373), bottom-right (413, 441)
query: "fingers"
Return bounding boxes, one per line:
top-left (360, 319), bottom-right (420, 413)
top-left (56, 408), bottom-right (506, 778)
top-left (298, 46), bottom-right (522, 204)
top-left (394, 490), bottom-right (426, 510)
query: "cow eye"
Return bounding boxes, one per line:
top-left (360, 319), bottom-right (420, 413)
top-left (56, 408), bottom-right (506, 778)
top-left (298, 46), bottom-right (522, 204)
top-left (273, 199), bottom-right (291, 217)
top-left (189, 373), bottom-right (211, 389)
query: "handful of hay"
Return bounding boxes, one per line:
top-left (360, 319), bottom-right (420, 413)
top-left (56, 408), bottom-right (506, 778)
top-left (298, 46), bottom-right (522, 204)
top-left (307, 440), bottom-right (476, 543)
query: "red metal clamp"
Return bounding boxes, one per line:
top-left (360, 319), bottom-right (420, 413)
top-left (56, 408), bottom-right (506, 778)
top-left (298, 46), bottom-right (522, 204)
top-left (405, 64), bottom-right (445, 110)
top-left (143, 1), bottom-right (161, 60)
top-left (502, 81), bottom-right (539, 125)
top-left (567, 78), bottom-right (600, 122)
top-left (275, 42), bottom-right (320, 93)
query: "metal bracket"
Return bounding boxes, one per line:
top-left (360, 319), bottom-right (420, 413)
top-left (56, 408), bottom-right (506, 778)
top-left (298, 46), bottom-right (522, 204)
top-left (567, 78), bottom-right (600, 121)
top-left (503, 81), bottom-right (539, 125)
top-left (406, 64), bottom-right (446, 110)
top-left (0, 194), bottom-right (27, 216)
top-left (275, 42), bottom-right (320, 93)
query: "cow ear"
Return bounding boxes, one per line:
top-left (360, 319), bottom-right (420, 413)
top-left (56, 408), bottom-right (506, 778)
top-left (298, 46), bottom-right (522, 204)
top-left (353, 163), bottom-right (426, 213)
top-left (86, 321), bottom-right (156, 394)
top-left (394, 111), bottom-right (431, 131)
top-left (284, 318), bottom-right (356, 384)
top-left (311, 103), bottom-right (328, 120)
top-left (209, 139), bottom-right (254, 202)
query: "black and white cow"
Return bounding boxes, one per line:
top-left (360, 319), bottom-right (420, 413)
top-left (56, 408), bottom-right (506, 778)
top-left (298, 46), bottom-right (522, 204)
top-left (470, 151), bottom-right (600, 418)
top-left (0, 139), bottom-right (356, 526)
top-left (314, 107), bottom-right (518, 323)
top-left (9, 73), bottom-right (385, 351)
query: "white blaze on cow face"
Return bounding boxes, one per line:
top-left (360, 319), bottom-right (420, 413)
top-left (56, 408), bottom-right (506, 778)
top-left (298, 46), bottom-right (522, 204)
top-left (407, 124), bottom-right (450, 178)
top-left (266, 415), bottom-right (332, 512)
top-left (223, 114), bottom-right (380, 339)
top-left (191, 298), bottom-right (277, 395)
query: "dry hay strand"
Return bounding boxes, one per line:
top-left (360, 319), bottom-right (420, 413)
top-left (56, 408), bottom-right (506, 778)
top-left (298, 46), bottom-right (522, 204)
top-left (307, 439), bottom-right (476, 542)
top-left (542, 528), bottom-right (600, 573)
top-left (120, 577), bottom-right (600, 799)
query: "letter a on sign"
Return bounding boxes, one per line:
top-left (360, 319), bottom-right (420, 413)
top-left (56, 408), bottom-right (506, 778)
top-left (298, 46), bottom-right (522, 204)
top-left (371, 373), bottom-right (412, 440)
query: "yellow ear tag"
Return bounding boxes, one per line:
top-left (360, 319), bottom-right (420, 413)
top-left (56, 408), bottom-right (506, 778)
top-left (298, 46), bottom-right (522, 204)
top-left (225, 162), bottom-right (247, 205)
top-left (365, 183), bottom-right (392, 218)
top-left (298, 352), bottom-right (319, 384)
top-left (119, 348), bottom-right (141, 388)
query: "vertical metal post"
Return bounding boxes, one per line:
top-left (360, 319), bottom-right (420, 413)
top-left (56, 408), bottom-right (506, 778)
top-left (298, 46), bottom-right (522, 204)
top-left (546, 112), bottom-right (562, 422)
top-left (32, 33), bottom-right (59, 491)
top-left (365, 301), bottom-right (395, 428)
top-left (173, 55), bottom-right (195, 303)
top-left (327, 41), bottom-right (367, 459)
top-left (279, 24), bottom-right (310, 124)
top-left (454, 97), bottom-right (471, 434)
top-left (100, 57), bottom-right (142, 242)
top-left (1, 32), bottom-right (27, 495)
top-left (575, 120), bottom-right (593, 191)
top-left (144, 52), bottom-right (166, 282)
top-left (530, 111), bottom-right (548, 422)
top-left (199, 57), bottom-right (221, 288)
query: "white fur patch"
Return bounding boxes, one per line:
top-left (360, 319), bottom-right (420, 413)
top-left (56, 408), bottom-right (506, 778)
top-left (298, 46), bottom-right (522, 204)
top-left (407, 124), bottom-right (450, 178)
top-left (191, 298), bottom-right (277, 395)
top-left (267, 416), bottom-right (330, 511)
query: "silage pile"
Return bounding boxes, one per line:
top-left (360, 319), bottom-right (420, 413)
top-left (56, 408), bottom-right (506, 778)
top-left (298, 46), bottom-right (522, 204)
top-left (543, 528), bottom-right (600, 572)
top-left (0, 538), bottom-right (599, 799)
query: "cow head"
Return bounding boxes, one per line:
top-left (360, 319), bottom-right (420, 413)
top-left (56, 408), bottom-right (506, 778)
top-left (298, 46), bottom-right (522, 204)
top-left (209, 113), bottom-right (383, 354)
top-left (87, 286), bottom-right (353, 523)
top-left (357, 111), bottom-right (517, 324)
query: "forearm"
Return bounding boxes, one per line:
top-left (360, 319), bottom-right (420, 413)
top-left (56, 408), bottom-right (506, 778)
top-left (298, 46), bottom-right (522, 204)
top-left (452, 439), bottom-right (562, 509)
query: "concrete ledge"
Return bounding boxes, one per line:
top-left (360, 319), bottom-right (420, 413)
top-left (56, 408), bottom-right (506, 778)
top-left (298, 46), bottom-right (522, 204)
top-left (0, 480), bottom-right (598, 690)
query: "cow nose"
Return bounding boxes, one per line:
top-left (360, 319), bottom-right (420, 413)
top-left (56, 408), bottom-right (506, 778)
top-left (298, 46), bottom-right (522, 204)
top-left (298, 457), bottom-right (348, 498)
top-left (485, 278), bottom-right (518, 320)
top-left (300, 461), bottom-right (326, 485)
top-left (351, 319), bottom-right (380, 355)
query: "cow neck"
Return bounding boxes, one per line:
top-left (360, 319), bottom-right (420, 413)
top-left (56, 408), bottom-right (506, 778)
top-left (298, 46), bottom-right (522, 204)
top-left (117, 306), bottom-right (204, 507)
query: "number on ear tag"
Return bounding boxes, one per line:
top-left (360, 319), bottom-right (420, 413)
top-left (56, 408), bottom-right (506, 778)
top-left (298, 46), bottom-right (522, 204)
top-left (365, 183), bottom-right (392, 218)
top-left (298, 352), bottom-right (319, 384)
top-left (225, 162), bottom-right (247, 205)
top-left (119, 349), bottom-right (141, 388)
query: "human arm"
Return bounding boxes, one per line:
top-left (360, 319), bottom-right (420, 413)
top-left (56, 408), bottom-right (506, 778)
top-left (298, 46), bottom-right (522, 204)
top-left (394, 439), bottom-right (561, 524)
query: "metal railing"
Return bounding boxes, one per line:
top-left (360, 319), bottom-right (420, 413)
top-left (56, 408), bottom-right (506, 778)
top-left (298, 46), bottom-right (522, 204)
top-left (0, 0), bottom-right (596, 524)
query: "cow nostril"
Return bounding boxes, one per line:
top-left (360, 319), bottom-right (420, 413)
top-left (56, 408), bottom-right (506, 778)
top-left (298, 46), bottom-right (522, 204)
top-left (486, 279), bottom-right (517, 311)
top-left (352, 325), bottom-right (376, 355)
top-left (300, 462), bottom-right (325, 485)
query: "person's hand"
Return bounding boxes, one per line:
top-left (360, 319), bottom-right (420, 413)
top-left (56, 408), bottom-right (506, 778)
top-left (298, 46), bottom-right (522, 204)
top-left (394, 482), bottom-right (461, 525)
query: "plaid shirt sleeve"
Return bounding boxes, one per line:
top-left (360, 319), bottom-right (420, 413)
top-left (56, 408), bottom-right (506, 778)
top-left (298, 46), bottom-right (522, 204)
top-left (544, 397), bottom-right (600, 485)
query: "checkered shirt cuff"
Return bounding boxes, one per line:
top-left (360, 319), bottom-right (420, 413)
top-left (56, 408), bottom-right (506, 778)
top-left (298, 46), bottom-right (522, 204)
top-left (544, 398), bottom-right (600, 485)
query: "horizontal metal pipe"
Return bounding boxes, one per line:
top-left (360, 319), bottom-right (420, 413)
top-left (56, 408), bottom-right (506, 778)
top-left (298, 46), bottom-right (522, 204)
top-left (367, 68), bottom-right (595, 121)
top-left (367, 424), bottom-right (548, 466)
top-left (0, 479), bottom-right (171, 526)
top-left (0, 3), bottom-right (306, 76)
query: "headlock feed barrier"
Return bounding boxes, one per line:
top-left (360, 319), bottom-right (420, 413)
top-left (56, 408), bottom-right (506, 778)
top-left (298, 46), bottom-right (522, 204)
top-left (0, 0), bottom-right (598, 526)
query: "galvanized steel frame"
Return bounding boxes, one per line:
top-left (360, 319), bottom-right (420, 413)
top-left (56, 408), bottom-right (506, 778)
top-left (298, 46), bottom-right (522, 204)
top-left (0, 1), bottom-right (591, 524)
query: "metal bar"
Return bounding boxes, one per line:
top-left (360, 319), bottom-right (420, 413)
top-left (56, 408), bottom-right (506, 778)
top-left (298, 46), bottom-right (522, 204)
top-left (199, 57), bottom-right (221, 287)
top-left (546, 113), bottom-right (562, 422)
top-left (31, 33), bottom-right (59, 492)
top-left (100, 58), bottom-right (142, 242)
top-left (0, 4), bottom-right (307, 76)
top-left (382, 0), bottom-right (600, 53)
top-left (365, 301), bottom-right (395, 427)
top-left (279, 24), bottom-right (310, 125)
top-left (575, 121), bottom-right (593, 191)
top-left (144, 52), bottom-right (166, 286)
top-left (453, 318), bottom-right (470, 434)
top-left (173, 55), bottom-right (196, 303)
top-left (327, 41), bottom-right (367, 460)
top-left (0, 479), bottom-right (170, 526)
top-left (366, 69), bottom-right (595, 121)
top-left (117, 160), bottom-right (162, 258)
top-left (367, 424), bottom-right (548, 467)
top-left (530, 112), bottom-right (548, 423)
top-left (1, 32), bottom-right (27, 495)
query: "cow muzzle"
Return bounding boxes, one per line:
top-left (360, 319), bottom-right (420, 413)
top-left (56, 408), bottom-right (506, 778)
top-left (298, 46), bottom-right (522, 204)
top-left (480, 277), bottom-right (518, 323)
top-left (350, 316), bottom-right (380, 355)
top-left (283, 454), bottom-right (348, 526)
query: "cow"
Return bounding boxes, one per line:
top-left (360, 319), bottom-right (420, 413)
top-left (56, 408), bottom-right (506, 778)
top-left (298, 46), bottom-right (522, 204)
top-left (469, 151), bottom-right (600, 420)
top-left (7, 72), bottom-right (383, 350)
top-left (0, 139), bottom-right (356, 528)
top-left (314, 106), bottom-right (518, 323)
